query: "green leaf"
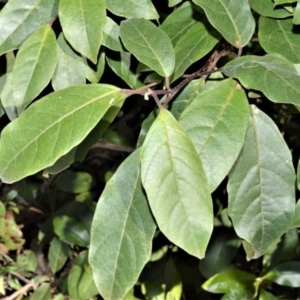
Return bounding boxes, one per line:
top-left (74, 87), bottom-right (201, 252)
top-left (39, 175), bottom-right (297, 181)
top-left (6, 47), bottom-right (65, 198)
top-left (120, 19), bottom-right (175, 77)
top-left (202, 269), bottom-right (256, 294)
top-left (263, 262), bottom-right (300, 287)
top-left (0, 84), bottom-right (125, 183)
top-left (171, 19), bottom-right (219, 81)
top-left (103, 17), bottom-right (123, 52)
top-left (169, 0), bottom-right (182, 7)
top-left (259, 289), bottom-right (278, 300)
top-left (0, 0), bottom-right (58, 55)
top-left (59, 0), bottom-right (106, 63)
top-left (16, 250), bottom-right (38, 272)
top-left (83, 50), bottom-right (106, 84)
top-left (179, 79), bottom-right (249, 192)
top-left (298, 158), bottom-right (300, 190)
top-left (192, 0), bottom-right (255, 47)
top-left (48, 237), bottom-right (68, 274)
top-left (141, 109), bottom-right (213, 259)
top-left (274, 0), bottom-right (297, 5)
top-left (52, 33), bottom-right (86, 91)
top-left (105, 0), bottom-right (159, 19)
top-left (10, 25), bottom-right (57, 115)
top-left (259, 17), bottom-right (300, 64)
top-left (30, 283), bottom-right (51, 300)
top-left (164, 259), bottom-right (182, 300)
top-left (89, 149), bottom-right (156, 300)
top-left (290, 200), bottom-right (300, 228)
top-left (249, 0), bottom-right (292, 18)
top-left (223, 54), bottom-right (300, 106)
top-left (227, 106), bottom-right (295, 259)
top-left (293, 1), bottom-right (300, 24)
top-left (199, 228), bottom-right (241, 279)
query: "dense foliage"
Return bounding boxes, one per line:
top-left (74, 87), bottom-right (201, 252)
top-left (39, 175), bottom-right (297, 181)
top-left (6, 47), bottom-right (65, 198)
top-left (0, 0), bottom-right (300, 299)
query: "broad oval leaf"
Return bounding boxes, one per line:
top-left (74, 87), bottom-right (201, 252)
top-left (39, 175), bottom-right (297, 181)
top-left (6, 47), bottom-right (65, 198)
top-left (227, 105), bottom-right (295, 259)
top-left (192, 0), bottom-right (255, 47)
top-left (59, 0), bottom-right (106, 63)
top-left (249, 0), bottom-right (292, 18)
top-left (89, 149), bottom-right (156, 300)
top-left (259, 17), bottom-right (300, 64)
top-left (120, 19), bottom-right (175, 77)
top-left (179, 79), bottom-right (249, 192)
top-left (0, 84), bottom-right (125, 183)
top-left (105, 0), bottom-right (158, 19)
top-left (52, 33), bottom-right (86, 91)
top-left (10, 25), bottom-right (57, 115)
top-left (0, 0), bottom-right (58, 55)
top-left (140, 109), bottom-right (213, 259)
top-left (223, 54), bottom-right (300, 106)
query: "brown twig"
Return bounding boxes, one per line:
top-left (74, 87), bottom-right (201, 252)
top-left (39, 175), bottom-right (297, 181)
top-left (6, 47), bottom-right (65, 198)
top-left (91, 141), bottom-right (135, 153)
top-left (3, 281), bottom-right (37, 300)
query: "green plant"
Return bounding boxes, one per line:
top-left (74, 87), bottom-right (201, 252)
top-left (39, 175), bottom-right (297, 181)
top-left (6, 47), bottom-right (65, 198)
top-left (0, 0), bottom-right (300, 299)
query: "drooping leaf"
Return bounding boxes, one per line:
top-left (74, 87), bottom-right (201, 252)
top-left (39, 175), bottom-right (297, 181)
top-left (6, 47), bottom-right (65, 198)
top-left (103, 17), bottom-right (123, 52)
top-left (0, 84), bottom-right (125, 183)
top-left (227, 105), bottom-right (295, 259)
top-left (52, 33), bottom-right (86, 91)
top-left (249, 0), bottom-right (292, 18)
top-left (59, 0), bottom-right (106, 63)
top-left (223, 54), bottom-right (300, 106)
top-left (192, 0), bottom-right (255, 47)
top-left (141, 109), bottom-right (213, 259)
top-left (10, 25), bottom-right (57, 115)
top-left (120, 19), bottom-right (175, 77)
top-left (259, 17), bottom-right (300, 64)
top-left (89, 149), bottom-right (156, 300)
top-left (48, 237), bottom-right (68, 274)
top-left (105, 0), bottom-right (158, 19)
top-left (0, 0), bottom-right (58, 55)
top-left (179, 79), bottom-right (249, 192)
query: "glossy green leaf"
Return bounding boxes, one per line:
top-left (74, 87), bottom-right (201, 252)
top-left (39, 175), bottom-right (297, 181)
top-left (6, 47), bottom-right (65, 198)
top-left (290, 200), bottom-right (300, 228)
top-left (179, 79), bottom-right (249, 192)
top-left (259, 17), bottom-right (300, 64)
top-left (249, 0), bottom-right (292, 18)
top-left (227, 106), bottom-right (295, 259)
top-left (103, 17), bottom-right (123, 52)
top-left (0, 84), bottom-right (125, 183)
top-left (89, 149), bottom-right (156, 300)
top-left (141, 109), bottom-right (213, 259)
top-left (10, 25), bottom-right (57, 115)
top-left (199, 228), bottom-right (241, 279)
top-left (202, 269), bottom-right (256, 294)
top-left (83, 50), bottom-right (106, 84)
top-left (223, 54), bottom-right (300, 106)
top-left (105, 0), bottom-right (158, 19)
top-left (52, 33), bottom-right (85, 91)
top-left (30, 283), bottom-right (51, 300)
top-left (264, 262), bottom-right (300, 287)
top-left (120, 19), bottom-right (175, 77)
top-left (0, 0), bottom-right (58, 55)
top-left (192, 0), bottom-right (255, 47)
top-left (171, 20), bottom-right (219, 81)
top-left (48, 237), bottom-right (68, 274)
top-left (59, 0), bottom-right (106, 63)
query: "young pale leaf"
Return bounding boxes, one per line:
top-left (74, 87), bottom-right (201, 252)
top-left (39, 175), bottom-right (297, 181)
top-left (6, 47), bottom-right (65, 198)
top-left (52, 33), bottom-right (86, 91)
top-left (228, 106), bottom-right (295, 260)
top-left (223, 54), bottom-right (300, 106)
top-left (120, 19), bottom-right (175, 77)
top-left (259, 17), bottom-right (300, 63)
top-left (179, 79), bottom-right (249, 192)
top-left (0, 0), bottom-right (58, 55)
top-left (171, 19), bottom-right (219, 82)
top-left (89, 149), bottom-right (156, 300)
top-left (192, 0), bottom-right (255, 47)
top-left (59, 0), bottom-right (105, 63)
top-left (48, 237), bottom-right (68, 274)
top-left (141, 109), bottom-right (213, 259)
top-left (0, 85), bottom-right (125, 183)
top-left (105, 0), bottom-right (158, 19)
top-left (249, 0), bottom-right (292, 18)
top-left (10, 25), bottom-right (57, 115)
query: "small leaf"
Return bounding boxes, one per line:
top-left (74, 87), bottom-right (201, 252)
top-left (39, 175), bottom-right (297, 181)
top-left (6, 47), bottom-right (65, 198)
top-left (30, 283), bottom-right (51, 300)
top-left (89, 149), bottom-right (156, 300)
top-left (141, 109), bottom-right (213, 259)
top-left (105, 0), bottom-right (159, 19)
top-left (249, 0), bottom-right (292, 18)
top-left (59, 0), bottom-right (106, 63)
top-left (0, 84), bottom-right (125, 183)
top-left (0, 0), bottom-right (58, 55)
top-left (52, 33), bottom-right (86, 91)
top-left (259, 17), bottom-right (300, 63)
top-left (227, 106), bottom-right (295, 259)
top-left (120, 19), bottom-right (175, 77)
top-left (48, 237), bottom-right (68, 274)
top-left (223, 54), bottom-right (300, 106)
top-left (103, 17), bottom-right (123, 52)
top-left (11, 25), bottom-right (58, 115)
top-left (179, 79), bottom-right (249, 192)
top-left (192, 0), bottom-right (255, 47)
top-left (83, 50), bottom-right (106, 84)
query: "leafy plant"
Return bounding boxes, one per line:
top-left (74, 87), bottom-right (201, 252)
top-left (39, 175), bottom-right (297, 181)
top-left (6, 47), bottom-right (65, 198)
top-left (0, 0), bottom-right (300, 299)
